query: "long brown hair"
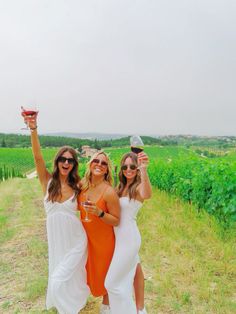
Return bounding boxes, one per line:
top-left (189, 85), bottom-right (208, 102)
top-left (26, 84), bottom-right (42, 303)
top-left (81, 151), bottom-right (113, 191)
top-left (117, 152), bottom-right (141, 200)
top-left (47, 146), bottom-right (80, 202)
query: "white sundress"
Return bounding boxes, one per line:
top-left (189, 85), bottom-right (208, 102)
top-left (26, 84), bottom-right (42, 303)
top-left (105, 196), bottom-right (143, 314)
top-left (44, 186), bottom-right (90, 314)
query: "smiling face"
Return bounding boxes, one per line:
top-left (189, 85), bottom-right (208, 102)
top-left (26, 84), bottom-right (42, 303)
top-left (121, 156), bottom-right (138, 181)
top-left (90, 153), bottom-right (108, 178)
top-left (57, 151), bottom-right (75, 177)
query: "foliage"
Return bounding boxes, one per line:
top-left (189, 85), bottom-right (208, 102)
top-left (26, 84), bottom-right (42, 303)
top-left (0, 133), bottom-right (161, 149)
top-left (1, 145), bottom-right (236, 226)
top-left (0, 148), bottom-right (58, 181)
top-left (150, 158), bottom-right (236, 226)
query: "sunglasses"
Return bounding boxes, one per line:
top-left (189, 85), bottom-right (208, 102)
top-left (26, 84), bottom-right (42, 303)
top-left (57, 156), bottom-right (75, 165)
top-left (121, 164), bottom-right (137, 171)
top-left (92, 158), bottom-right (108, 167)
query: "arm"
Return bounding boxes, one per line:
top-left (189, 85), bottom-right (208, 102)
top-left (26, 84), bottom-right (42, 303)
top-left (137, 152), bottom-right (152, 200)
top-left (22, 113), bottom-right (51, 194)
top-left (87, 187), bottom-right (120, 226)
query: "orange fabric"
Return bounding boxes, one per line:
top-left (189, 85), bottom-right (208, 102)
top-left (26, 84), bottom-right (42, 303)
top-left (78, 191), bottom-right (115, 297)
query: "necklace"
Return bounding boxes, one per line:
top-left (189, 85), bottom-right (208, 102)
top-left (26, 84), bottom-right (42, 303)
top-left (90, 179), bottom-right (104, 188)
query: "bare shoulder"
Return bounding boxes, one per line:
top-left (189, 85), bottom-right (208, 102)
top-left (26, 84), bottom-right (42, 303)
top-left (104, 184), bottom-right (119, 201)
top-left (77, 180), bottom-right (83, 189)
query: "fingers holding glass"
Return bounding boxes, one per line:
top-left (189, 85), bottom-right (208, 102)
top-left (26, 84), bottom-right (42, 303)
top-left (137, 152), bottom-right (149, 168)
top-left (21, 106), bottom-right (38, 130)
top-left (80, 200), bottom-right (95, 222)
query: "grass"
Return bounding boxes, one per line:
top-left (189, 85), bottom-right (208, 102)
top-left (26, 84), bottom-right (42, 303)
top-left (0, 178), bottom-right (235, 313)
top-left (138, 191), bottom-right (236, 313)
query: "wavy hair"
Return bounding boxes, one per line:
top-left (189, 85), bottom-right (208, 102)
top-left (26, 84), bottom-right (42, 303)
top-left (117, 152), bottom-right (141, 200)
top-left (47, 146), bottom-right (80, 202)
top-left (81, 151), bottom-right (113, 191)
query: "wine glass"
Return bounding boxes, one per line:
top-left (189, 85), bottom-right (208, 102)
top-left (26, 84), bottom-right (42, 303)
top-left (21, 105), bottom-right (38, 130)
top-left (80, 198), bottom-right (92, 222)
top-left (130, 135), bottom-right (144, 154)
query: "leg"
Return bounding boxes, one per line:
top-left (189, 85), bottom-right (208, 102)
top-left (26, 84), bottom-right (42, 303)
top-left (134, 263), bottom-right (145, 311)
top-left (102, 294), bottom-right (109, 305)
top-left (105, 249), bottom-right (137, 314)
top-left (100, 294), bottom-right (110, 314)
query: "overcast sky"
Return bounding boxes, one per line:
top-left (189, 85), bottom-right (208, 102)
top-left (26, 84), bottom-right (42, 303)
top-left (0, 0), bottom-right (236, 136)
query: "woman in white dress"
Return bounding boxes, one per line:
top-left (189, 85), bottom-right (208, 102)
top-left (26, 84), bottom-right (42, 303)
top-left (105, 151), bottom-right (152, 314)
top-left (22, 112), bottom-right (89, 314)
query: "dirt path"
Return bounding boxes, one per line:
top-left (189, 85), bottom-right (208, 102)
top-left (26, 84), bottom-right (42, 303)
top-left (26, 170), bottom-right (37, 179)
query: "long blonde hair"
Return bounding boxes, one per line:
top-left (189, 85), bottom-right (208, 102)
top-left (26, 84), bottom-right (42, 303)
top-left (81, 151), bottom-right (113, 191)
top-left (117, 152), bottom-right (141, 200)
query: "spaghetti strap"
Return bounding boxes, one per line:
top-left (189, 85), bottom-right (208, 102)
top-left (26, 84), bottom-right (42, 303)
top-left (99, 184), bottom-right (110, 200)
top-left (94, 184), bottom-right (110, 205)
top-left (44, 178), bottom-right (52, 200)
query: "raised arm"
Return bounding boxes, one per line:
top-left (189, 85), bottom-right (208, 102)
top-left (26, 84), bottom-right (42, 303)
top-left (137, 152), bottom-right (152, 200)
top-left (22, 112), bottom-right (51, 194)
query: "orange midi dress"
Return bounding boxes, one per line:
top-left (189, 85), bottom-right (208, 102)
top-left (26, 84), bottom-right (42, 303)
top-left (78, 190), bottom-right (115, 297)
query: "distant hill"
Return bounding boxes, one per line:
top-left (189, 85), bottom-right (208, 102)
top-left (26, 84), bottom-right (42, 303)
top-left (1, 132), bottom-right (236, 149)
top-left (44, 132), bottom-right (129, 140)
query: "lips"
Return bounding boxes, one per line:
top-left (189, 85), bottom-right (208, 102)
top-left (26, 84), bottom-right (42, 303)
top-left (94, 167), bottom-right (103, 171)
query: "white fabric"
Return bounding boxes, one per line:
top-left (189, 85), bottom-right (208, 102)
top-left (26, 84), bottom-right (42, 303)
top-left (44, 188), bottom-right (90, 314)
top-left (100, 304), bottom-right (111, 314)
top-left (105, 197), bottom-right (143, 314)
top-left (138, 307), bottom-right (147, 314)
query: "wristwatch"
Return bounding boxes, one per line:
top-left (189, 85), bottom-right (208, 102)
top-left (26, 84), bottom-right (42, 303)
top-left (98, 210), bottom-right (105, 218)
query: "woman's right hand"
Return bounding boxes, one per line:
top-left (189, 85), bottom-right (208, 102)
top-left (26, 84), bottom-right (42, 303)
top-left (21, 109), bottom-right (38, 129)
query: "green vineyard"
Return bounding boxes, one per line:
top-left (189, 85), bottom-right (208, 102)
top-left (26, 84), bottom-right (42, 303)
top-left (1, 146), bottom-right (236, 226)
top-left (0, 148), bottom-right (58, 180)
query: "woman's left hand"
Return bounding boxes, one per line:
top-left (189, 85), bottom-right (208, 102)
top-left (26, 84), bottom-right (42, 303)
top-left (85, 203), bottom-right (102, 217)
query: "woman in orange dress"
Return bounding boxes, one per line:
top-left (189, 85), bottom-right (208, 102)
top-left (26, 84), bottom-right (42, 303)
top-left (78, 151), bottom-right (120, 314)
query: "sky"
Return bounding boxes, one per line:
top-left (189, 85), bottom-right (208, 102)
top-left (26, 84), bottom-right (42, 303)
top-left (0, 0), bottom-right (236, 136)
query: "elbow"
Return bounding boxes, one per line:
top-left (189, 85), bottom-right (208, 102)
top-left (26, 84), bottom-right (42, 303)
top-left (148, 190), bottom-right (152, 199)
top-left (140, 190), bottom-right (152, 200)
top-left (113, 217), bottom-right (120, 227)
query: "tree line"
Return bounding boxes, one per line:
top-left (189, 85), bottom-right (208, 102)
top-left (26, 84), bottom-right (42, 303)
top-left (0, 133), bottom-right (162, 149)
top-left (1, 133), bottom-right (234, 149)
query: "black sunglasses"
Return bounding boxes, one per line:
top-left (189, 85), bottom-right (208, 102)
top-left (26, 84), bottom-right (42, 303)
top-left (92, 158), bottom-right (108, 167)
top-left (121, 164), bottom-right (137, 171)
top-left (57, 156), bottom-right (75, 165)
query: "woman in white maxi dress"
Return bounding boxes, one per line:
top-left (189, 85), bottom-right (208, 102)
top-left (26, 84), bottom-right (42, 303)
top-left (22, 111), bottom-right (89, 314)
top-left (45, 183), bottom-right (89, 313)
top-left (105, 151), bottom-right (152, 314)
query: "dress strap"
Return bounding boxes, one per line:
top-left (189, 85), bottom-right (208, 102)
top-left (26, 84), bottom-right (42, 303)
top-left (44, 178), bottom-right (52, 200)
top-left (99, 184), bottom-right (110, 201)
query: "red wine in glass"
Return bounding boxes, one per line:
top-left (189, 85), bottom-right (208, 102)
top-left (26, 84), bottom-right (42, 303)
top-left (23, 110), bottom-right (38, 116)
top-left (130, 135), bottom-right (144, 154)
top-left (21, 106), bottom-right (38, 130)
top-left (131, 146), bottom-right (143, 154)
